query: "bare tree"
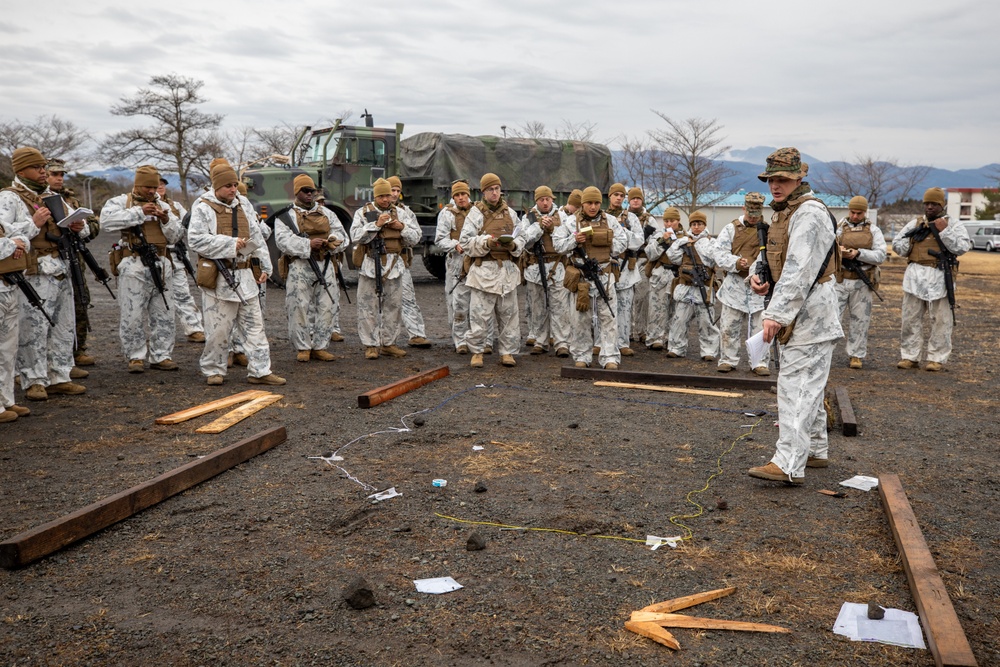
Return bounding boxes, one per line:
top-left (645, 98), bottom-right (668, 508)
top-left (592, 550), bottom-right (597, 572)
top-left (816, 154), bottom-right (931, 207)
top-left (0, 114), bottom-right (92, 185)
top-left (100, 74), bottom-right (224, 199)
top-left (648, 114), bottom-right (735, 214)
top-left (556, 119), bottom-right (597, 142)
top-left (252, 123), bottom-right (300, 158)
top-left (512, 121), bottom-right (548, 139)
top-left (614, 134), bottom-right (683, 210)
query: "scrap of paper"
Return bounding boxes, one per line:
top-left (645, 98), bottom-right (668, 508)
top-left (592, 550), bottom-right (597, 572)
top-left (414, 577), bottom-right (463, 594)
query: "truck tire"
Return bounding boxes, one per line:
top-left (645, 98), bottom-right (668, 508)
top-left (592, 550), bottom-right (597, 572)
top-left (422, 252), bottom-right (447, 280)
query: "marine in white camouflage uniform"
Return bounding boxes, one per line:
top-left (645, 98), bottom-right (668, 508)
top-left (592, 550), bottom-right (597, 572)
top-left (435, 180), bottom-right (474, 353)
top-left (229, 179), bottom-right (273, 367)
top-left (1, 147), bottom-right (89, 401)
top-left (713, 192), bottom-right (770, 374)
top-left (891, 187), bottom-right (971, 372)
top-left (643, 208), bottom-right (680, 351)
top-left (627, 188), bottom-right (656, 347)
top-left (156, 178), bottom-right (205, 343)
top-left (603, 183), bottom-right (644, 358)
top-left (274, 174), bottom-right (347, 362)
top-left (665, 211), bottom-right (720, 361)
top-left (0, 199), bottom-right (31, 422)
top-left (388, 176), bottom-right (431, 349)
top-left (834, 195), bottom-right (886, 369)
top-left (747, 148), bottom-right (844, 485)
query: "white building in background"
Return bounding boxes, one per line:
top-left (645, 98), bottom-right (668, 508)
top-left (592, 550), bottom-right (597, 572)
top-left (947, 188), bottom-right (995, 222)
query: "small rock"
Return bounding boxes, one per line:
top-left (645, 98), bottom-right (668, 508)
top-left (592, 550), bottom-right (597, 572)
top-left (568, 423), bottom-right (579, 429)
top-left (716, 499), bottom-right (729, 511)
top-left (867, 602), bottom-right (885, 620)
top-left (474, 481), bottom-right (487, 493)
top-left (413, 415), bottom-right (426, 427)
top-left (117, 454), bottom-right (126, 461)
top-left (405, 598), bottom-right (416, 606)
top-left (466, 532), bottom-right (487, 551)
top-left (343, 575), bottom-right (375, 610)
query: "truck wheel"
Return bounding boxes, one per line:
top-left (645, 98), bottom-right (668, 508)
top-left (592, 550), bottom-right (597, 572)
top-left (422, 253), bottom-right (447, 280)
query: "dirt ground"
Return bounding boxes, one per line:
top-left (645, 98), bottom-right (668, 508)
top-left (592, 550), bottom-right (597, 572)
top-left (1, 248), bottom-right (998, 667)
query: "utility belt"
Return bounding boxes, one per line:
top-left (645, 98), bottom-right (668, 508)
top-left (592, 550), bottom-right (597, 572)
top-left (120, 243), bottom-right (169, 259)
top-left (526, 253), bottom-right (565, 266)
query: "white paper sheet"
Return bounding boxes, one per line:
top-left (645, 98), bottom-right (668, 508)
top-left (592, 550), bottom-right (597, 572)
top-left (238, 238), bottom-right (261, 260)
top-left (745, 330), bottom-right (768, 368)
top-left (832, 602), bottom-right (925, 649)
top-left (57, 207), bottom-right (94, 228)
top-left (367, 487), bottom-right (401, 503)
top-left (414, 576), bottom-right (463, 594)
top-left (840, 475), bottom-right (880, 492)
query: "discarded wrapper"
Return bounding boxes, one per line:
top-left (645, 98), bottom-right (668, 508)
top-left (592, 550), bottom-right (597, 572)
top-left (432, 479), bottom-right (447, 488)
top-left (646, 535), bottom-right (682, 550)
top-left (368, 487), bottom-right (401, 503)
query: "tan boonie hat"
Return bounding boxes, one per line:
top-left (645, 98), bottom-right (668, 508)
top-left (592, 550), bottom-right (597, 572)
top-left (744, 192), bottom-right (766, 212)
top-left (608, 183), bottom-right (627, 197)
top-left (922, 187), bottom-right (946, 206)
top-left (689, 211), bottom-right (707, 225)
top-left (567, 189), bottom-right (583, 207)
top-left (293, 174), bottom-right (316, 194)
top-left (46, 158), bottom-right (68, 174)
top-left (451, 179), bottom-right (470, 197)
top-left (581, 186), bottom-right (602, 204)
top-left (480, 173), bottom-right (501, 191)
top-left (372, 178), bottom-right (392, 197)
top-left (849, 195), bottom-right (869, 212)
top-left (628, 187), bottom-right (643, 201)
top-left (534, 185), bottom-right (553, 201)
top-left (662, 207), bottom-right (681, 221)
top-left (134, 165), bottom-right (161, 189)
top-left (11, 147), bottom-right (46, 173)
top-left (758, 147), bottom-right (808, 182)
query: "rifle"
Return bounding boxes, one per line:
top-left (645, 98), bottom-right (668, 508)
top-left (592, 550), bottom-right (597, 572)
top-left (40, 195), bottom-right (89, 307)
top-left (680, 238), bottom-right (718, 325)
top-left (755, 221), bottom-right (775, 308)
top-left (571, 246), bottom-right (613, 311)
top-left (926, 216), bottom-right (959, 324)
top-left (1, 271), bottom-right (55, 326)
top-left (275, 208), bottom-right (338, 306)
top-left (129, 224), bottom-right (170, 310)
top-left (333, 256), bottom-right (351, 304)
top-left (364, 209), bottom-right (387, 315)
top-left (840, 256), bottom-right (883, 301)
top-left (170, 213), bottom-right (197, 280)
top-left (41, 194), bottom-right (115, 297)
top-left (526, 212), bottom-right (551, 311)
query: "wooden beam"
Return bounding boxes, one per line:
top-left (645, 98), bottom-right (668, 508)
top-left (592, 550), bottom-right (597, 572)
top-left (0, 427), bottom-right (287, 569)
top-left (195, 394), bottom-right (282, 434)
top-left (639, 586), bottom-right (736, 613)
top-left (155, 390), bottom-right (271, 425)
top-left (594, 381), bottom-right (743, 398)
top-left (835, 386), bottom-right (858, 437)
top-left (629, 612), bottom-right (790, 633)
top-left (624, 621), bottom-right (680, 650)
top-left (560, 366), bottom-right (776, 391)
top-left (358, 365), bottom-right (450, 409)
top-left (878, 474), bottom-right (978, 667)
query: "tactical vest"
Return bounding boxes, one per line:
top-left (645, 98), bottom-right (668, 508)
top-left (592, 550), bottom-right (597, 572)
top-left (163, 197), bottom-right (181, 219)
top-left (837, 221), bottom-right (876, 281)
top-left (765, 195), bottom-right (837, 285)
top-left (907, 219), bottom-right (945, 268)
top-left (120, 194), bottom-right (169, 253)
top-left (477, 201), bottom-right (515, 262)
top-left (525, 207), bottom-right (561, 264)
top-left (295, 205), bottom-right (332, 259)
top-left (575, 211), bottom-right (613, 263)
top-left (361, 203), bottom-right (403, 254)
top-left (2, 186), bottom-right (61, 260)
top-left (730, 220), bottom-right (760, 278)
top-left (445, 204), bottom-right (470, 241)
top-left (0, 223), bottom-right (28, 274)
top-left (677, 232), bottom-right (711, 286)
top-left (199, 198), bottom-right (253, 269)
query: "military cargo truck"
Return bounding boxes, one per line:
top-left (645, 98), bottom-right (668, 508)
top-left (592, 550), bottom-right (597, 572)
top-left (242, 116), bottom-right (614, 282)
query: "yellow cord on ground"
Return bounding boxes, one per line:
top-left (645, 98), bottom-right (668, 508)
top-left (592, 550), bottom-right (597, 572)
top-left (667, 415), bottom-right (764, 542)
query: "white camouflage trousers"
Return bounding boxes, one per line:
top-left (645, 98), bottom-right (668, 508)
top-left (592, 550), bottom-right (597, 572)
top-left (400, 265), bottom-right (426, 339)
top-left (615, 285), bottom-right (635, 350)
top-left (0, 290), bottom-right (18, 408)
top-left (645, 272), bottom-right (675, 347)
top-left (836, 279), bottom-right (874, 359)
top-left (168, 256), bottom-right (203, 336)
top-left (719, 303), bottom-right (768, 369)
top-left (357, 274), bottom-right (403, 347)
top-left (770, 340), bottom-right (834, 478)
top-left (668, 286), bottom-right (720, 358)
top-left (231, 286), bottom-right (267, 355)
top-left (117, 257), bottom-right (176, 363)
top-left (200, 290), bottom-right (272, 379)
top-left (16, 273), bottom-right (75, 388)
top-left (444, 258), bottom-right (471, 350)
top-left (900, 292), bottom-right (954, 363)
top-left (632, 273), bottom-right (649, 340)
top-left (468, 288), bottom-right (519, 356)
top-left (285, 259), bottom-right (338, 351)
top-left (570, 283), bottom-right (619, 366)
top-left (525, 280), bottom-right (572, 351)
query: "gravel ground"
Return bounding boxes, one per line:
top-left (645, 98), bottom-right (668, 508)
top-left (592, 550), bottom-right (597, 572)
top-left (1, 249), bottom-right (998, 666)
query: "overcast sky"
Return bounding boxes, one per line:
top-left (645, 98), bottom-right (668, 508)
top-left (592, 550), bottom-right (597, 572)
top-left (1, 0), bottom-right (997, 170)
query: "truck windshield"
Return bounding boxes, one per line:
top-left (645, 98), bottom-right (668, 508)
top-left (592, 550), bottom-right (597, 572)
top-left (301, 131), bottom-right (340, 165)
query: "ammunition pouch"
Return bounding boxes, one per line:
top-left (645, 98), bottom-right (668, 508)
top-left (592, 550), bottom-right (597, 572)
top-left (590, 228), bottom-right (613, 247)
top-left (109, 246), bottom-right (124, 277)
top-left (563, 264), bottom-right (582, 292)
top-left (278, 255), bottom-right (290, 282)
top-left (196, 258), bottom-right (219, 289)
top-left (352, 244), bottom-right (366, 268)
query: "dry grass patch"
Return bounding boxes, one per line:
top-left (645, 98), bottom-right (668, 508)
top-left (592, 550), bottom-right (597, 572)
top-left (459, 439), bottom-right (544, 478)
top-left (738, 549), bottom-right (821, 574)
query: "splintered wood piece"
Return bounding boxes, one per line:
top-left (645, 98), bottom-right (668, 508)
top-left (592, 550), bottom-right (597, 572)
top-left (624, 621), bottom-right (681, 650)
top-left (629, 612), bottom-right (791, 633)
top-left (879, 474), bottom-right (978, 667)
top-left (594, 381), bottom-right (743, 398)
top-left (155, 390), bottom-right (271, 425)
top-left (0, 427), bottom-right (287, 569)
top-left (358, 365), bottom-right (450, 408)
top-left (835, 386), bottom-right (858, 436)
top-left (195, 394), bottom-right (282, 434)
top-left (639, 586), bottom-right (737, 613)
top-left (818, 489), bottom-right (847, 498)
top-left (560, 365), bottom-right (776, 391)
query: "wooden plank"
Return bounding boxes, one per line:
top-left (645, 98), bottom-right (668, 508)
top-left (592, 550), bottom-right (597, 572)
top-left (595, 381), bottom-right (743, 398)
top-left (358, 365), bottom-right (450, 409)
top-left (0, 427), bottom-right (287, 569)
top-left (155, 390), bottom-right (270, 425)
top-left (630, 612), bottom-right (790, 633)
top-left (560, 365), bottom-right (776, 391)
top-left (879, 474), bottom-right (978, 667)
top-left (624, 621), bottom-right (680, 650)
top-left (835, 386), bottom-right (858, 437)
top-left (639, 586), bottom-right (736, 613)
top-left (195, 394), bottom-right (283, 434)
